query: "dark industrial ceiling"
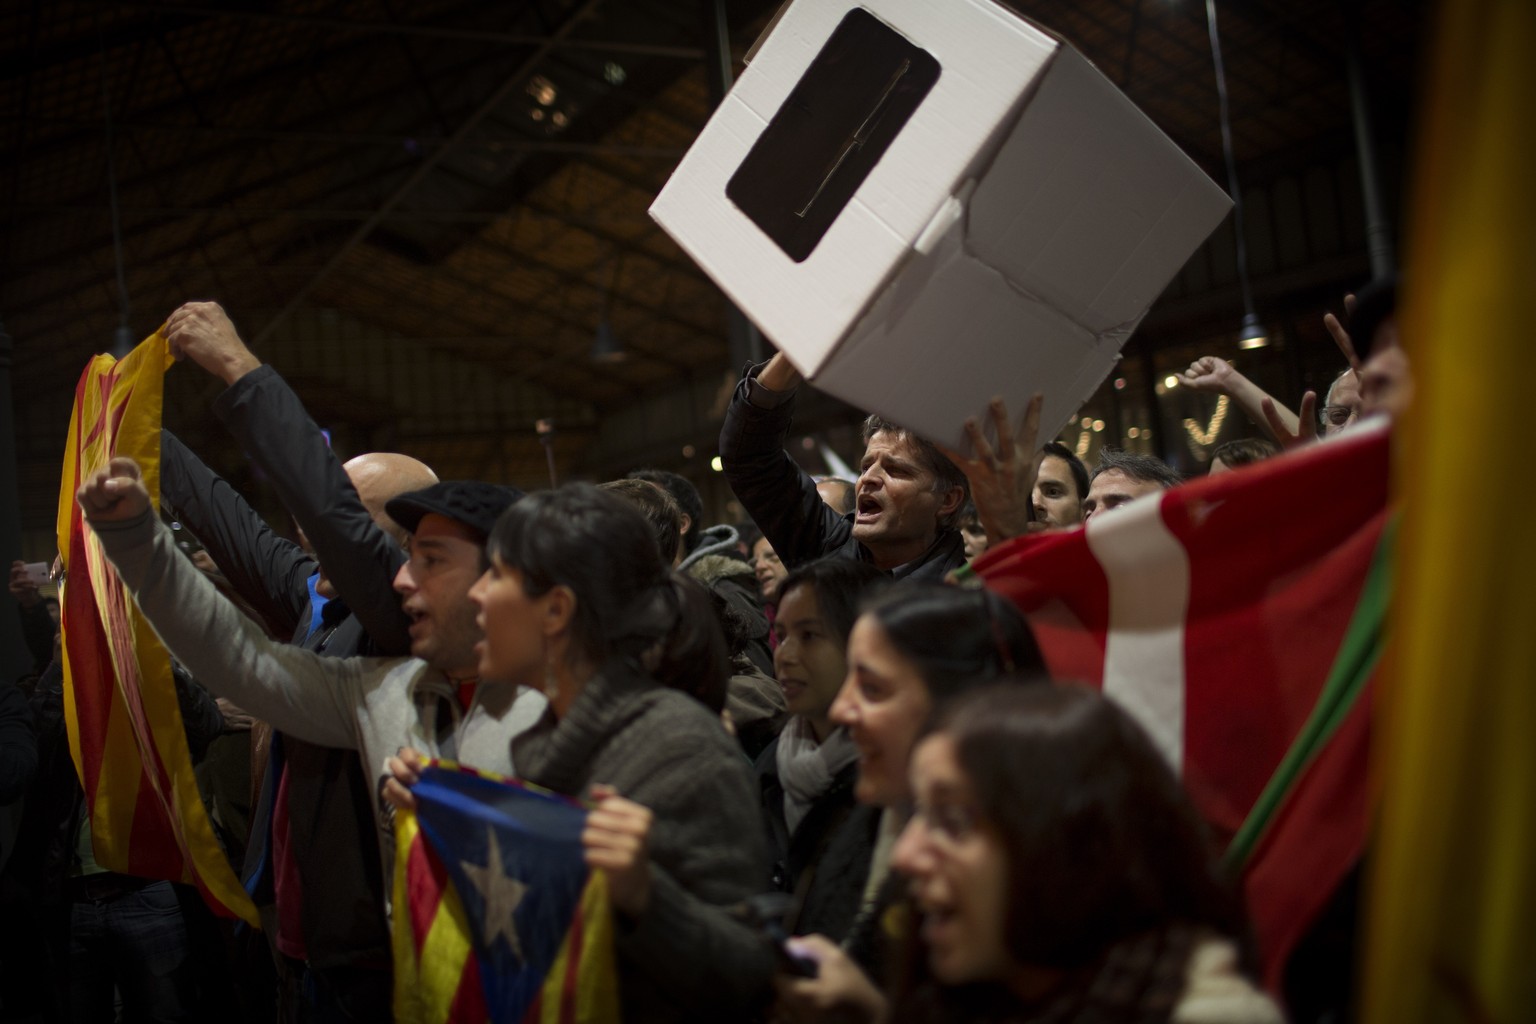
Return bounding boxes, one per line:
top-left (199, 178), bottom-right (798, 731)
top-left (2, 0), bottom-right (1423, 551)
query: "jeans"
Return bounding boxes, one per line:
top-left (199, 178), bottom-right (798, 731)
top-left (64, 878), bottom-right (198, 1023)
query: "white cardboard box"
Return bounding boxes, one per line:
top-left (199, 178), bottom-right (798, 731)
top-left (650, 0), bottom-right (1232, 450)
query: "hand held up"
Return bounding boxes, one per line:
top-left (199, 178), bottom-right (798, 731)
top-left (9, 561), bottom-right (41, 608)
top-left (163, 301), bottom-right (262, 386)
top-left (77, 457), bottom-right (151, 523)
top-left (1181, 355), bottom-right (1237, 393)
top-left (938, 393), bottom-right (1044, 546)
top-left (1262, 390), bottom-right (1318, 449)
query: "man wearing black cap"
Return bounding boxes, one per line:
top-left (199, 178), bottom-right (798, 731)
top-left (387, 481), bottom-right (519, 698)
top-left (74, 460), bottom-right (547, 922)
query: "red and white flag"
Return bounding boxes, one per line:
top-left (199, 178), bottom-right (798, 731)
top-left (972, 422), bottom-right (1392, 990)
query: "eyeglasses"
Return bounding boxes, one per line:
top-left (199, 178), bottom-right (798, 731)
top-left (1318, 405), bottom-right (1358, 428)
top-left (907, 800), bottom-right (981, 846)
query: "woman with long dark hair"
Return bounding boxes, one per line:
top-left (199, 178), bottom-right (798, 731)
top-left (775, 583), bottom-right (1044, 1019)
top-left (889, 684), bottom-right (1280, 1023)
top-left (386, 484), bottom-right (774, 1022)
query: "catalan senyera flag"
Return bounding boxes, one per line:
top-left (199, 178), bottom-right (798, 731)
top-left (393, 761), bottom-right (620, 1024)
top-left (1361, 1), bottom-right (1536, 1020)
top-left (971, 421), bottom-right (1391, 992)
top-left (55, 332), bottom-right (257, 924)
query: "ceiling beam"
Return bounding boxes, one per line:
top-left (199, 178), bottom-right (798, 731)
top-left (115, 3), bottom-right (706, 59)
top-left (11, 116), bottom-right (689, 156)
top-left (249, 0), bottom-right (610, 347)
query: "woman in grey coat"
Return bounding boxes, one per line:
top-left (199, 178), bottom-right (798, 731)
top-left (387, 484), bottom-right (775, 1023)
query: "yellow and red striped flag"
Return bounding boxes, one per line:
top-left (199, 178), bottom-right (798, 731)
top-left (1362, 1), bottom-right (1536, 1020)
top-left (55, 331), bottom-right (257, 924)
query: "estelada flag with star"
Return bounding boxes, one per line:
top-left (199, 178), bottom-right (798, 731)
top-left (969, 420), bottom-right (1391, 994)
top-left (392, 760), bottom-right (620, 1024)
top-left (55, 331), bottom-right (258, 925)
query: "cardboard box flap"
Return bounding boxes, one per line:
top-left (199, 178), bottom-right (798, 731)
top-left (812, 221), bottom-right (1130, 450)
top-left (967, 47), bottom-right (1233, 333)
top-left (650, 0), bottom-right (1232, 451)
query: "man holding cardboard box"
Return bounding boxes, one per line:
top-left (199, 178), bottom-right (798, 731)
top-left (655, 0), bottom-right (1232, 550)
top-left (720, 352), bottom-right (971, 581)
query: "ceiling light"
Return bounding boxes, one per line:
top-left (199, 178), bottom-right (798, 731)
top-left (527, 76), bottom-right (558, 105)
top-left (1238, 311), bottom-right (1269, 349)
top-left (591, 319), bottom-right (626, 364)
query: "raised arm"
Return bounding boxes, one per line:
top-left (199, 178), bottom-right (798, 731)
top-left (165, 302), bottom-right (412, 655)
top-left (78, 458), bottom-right (367, 750)
top-left (159, 429), bottom-right (314, 639)
top-left (719, 353), bottom-right (852, 569)
top-left (1181, 356), bottom-right (1302, 445)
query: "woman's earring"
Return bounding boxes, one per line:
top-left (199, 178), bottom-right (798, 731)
top-left (543, 654), bottom-right (560, 700)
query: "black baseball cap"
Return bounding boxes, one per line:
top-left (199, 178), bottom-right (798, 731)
top-left (385, 481), bottom-right (525, 542)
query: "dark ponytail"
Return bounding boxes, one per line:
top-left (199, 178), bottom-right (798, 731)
top-left (648, 575), bottom-right (729, 713)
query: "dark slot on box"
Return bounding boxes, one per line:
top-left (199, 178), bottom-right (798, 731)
top-left (726, 8), bottom-right (940, 263)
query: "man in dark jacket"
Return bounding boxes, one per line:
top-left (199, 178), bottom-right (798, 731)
top-left (720, 352), bottom-right (970, 580)
top-left (159, 300), bottom-right (437, 1023)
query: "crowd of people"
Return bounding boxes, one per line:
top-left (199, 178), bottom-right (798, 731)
top-left (0, 281), bottom-right (1409, 1023)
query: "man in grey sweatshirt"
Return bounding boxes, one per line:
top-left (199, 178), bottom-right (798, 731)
top-left (75, 457), bottom-right (547, 892)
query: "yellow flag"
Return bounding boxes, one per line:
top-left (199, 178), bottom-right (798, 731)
top-left (56, 331), bottom-right (258, 925)
top-left (1362, 1), bottom-right (1536, 1020)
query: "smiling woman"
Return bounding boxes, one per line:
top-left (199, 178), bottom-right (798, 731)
top-left (756, 557), bottom-right (889, 941)
top-left (774, 584), bottom-right (1045, 1020)
top-left (889, 685), bottom-right (1282, 1024)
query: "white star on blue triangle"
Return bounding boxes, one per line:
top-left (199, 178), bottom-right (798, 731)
top-left (459, 826), bottom-right (528, 962)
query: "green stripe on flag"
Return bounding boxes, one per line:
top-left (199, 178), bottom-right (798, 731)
top-left (1223, 514), bottom-right (1397, 872)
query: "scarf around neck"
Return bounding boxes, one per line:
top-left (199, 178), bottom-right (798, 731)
top-left (776, 717), bottom-right (859, 835)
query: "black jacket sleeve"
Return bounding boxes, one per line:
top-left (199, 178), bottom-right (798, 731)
top-left (0, 681), bottom-right (37, 805)
top-left (213, 366), bottom-right (411, 656)
top-left (160, 428), bottom-right (315, 639)
top-left (718, 367), bottom-right (856, 570)
top-left (171, 663), bottom-right (224, 763)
